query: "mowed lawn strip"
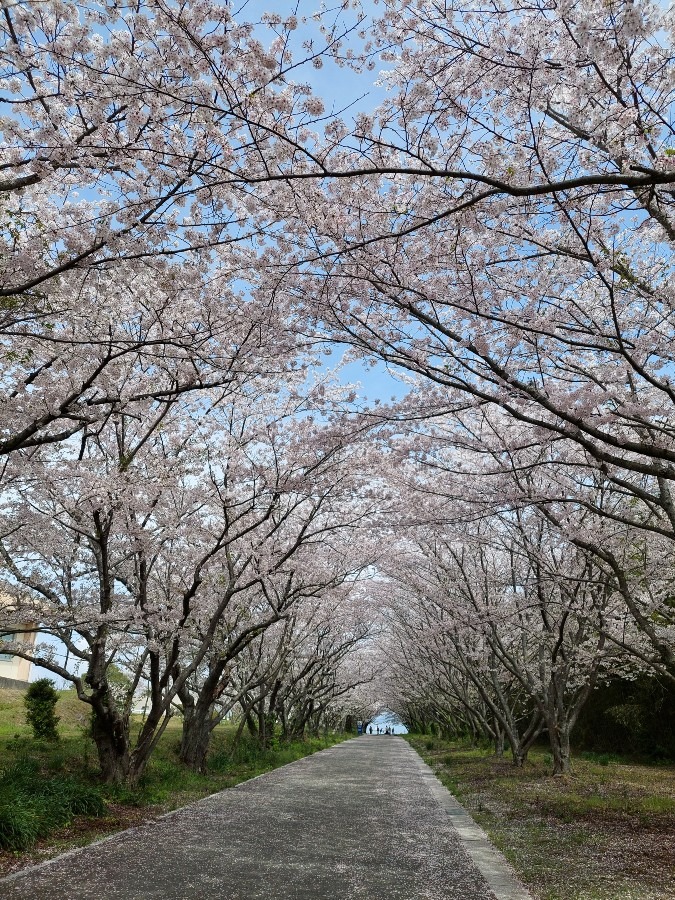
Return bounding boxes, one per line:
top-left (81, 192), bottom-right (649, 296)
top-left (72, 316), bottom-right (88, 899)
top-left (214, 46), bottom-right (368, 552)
top-left (406, 735), bottom-right (675, 900)
top-left (0, 687), bottom-right (347, 879)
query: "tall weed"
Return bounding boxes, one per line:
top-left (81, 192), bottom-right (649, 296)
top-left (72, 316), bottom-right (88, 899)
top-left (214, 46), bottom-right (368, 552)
top-left (0, 757), bottom-right (106, 850)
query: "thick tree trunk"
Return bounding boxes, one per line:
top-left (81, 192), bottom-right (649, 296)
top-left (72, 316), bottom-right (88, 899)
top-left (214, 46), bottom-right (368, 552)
top-left (278, 704), bottom-right (289, 742)
top-left (179, 716), bottom-right (213, 772)
top-left (90, 706), bottom-right (131, 784)
top-left (549, 724), bottom-right (572, 775)
top-left (246, 708), bottom-right (258, 739)
top-left (87, 626), bottom-right (133, 783)
top-left (178, 694), bottom-right (217, 772)
top-left (255, 702), bottom-right (276, 749)
top-left (88, 678), bottom-right (167, 785)
top-left (494, 726), bottom-right (505, 758)
top-left (511, 745), bottom-right (528, 768)
top-left (263, 712), bottom-right (277, 748)
top-left (176, 660), bottom-right (231, 771)
top-left (230, 707), bottom-right (250, 752)
top-left (508, 709), bottom-right (545, 768)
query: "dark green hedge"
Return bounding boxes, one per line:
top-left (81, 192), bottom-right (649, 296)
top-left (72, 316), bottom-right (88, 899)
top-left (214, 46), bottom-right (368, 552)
top-left (574, 675), bottom-right (675, 760)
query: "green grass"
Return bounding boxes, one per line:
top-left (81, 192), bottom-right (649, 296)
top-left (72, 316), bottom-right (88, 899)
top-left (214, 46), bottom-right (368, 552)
top-left (105, 728), bottom-right (344, 809)
top-left (0, 756), bottom-right (106, 850)
top-left (406, 735), bottom-right (675, 900)
top-left (0, 686), bottom-right (348, 867)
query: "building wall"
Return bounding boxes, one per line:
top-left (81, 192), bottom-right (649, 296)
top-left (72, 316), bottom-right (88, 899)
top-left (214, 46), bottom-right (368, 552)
top-left (0, 674), bottom-right (30, 691)
top-left (0, 628), bottom-right (36, 683)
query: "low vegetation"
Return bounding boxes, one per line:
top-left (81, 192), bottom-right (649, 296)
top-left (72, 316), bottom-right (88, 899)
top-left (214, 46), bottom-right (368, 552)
top-left (22, 679), bottom-right (60, 742)
top-left (407, 735), bottom-right (675, 900)
top-left (0, 688), bottom-right (346, 877)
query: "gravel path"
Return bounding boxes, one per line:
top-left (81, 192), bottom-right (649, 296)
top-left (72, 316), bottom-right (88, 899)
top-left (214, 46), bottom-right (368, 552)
top-left (1, 736), bottom-right (531, 900)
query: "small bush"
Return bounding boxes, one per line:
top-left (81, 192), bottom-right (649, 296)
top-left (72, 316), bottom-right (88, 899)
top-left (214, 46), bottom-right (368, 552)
top-left (24, 679), bottom-right (60, 741)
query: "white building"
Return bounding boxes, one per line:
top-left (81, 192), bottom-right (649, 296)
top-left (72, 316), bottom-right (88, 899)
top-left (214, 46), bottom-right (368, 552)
top-left (0, 597), bottom-right (36, 686)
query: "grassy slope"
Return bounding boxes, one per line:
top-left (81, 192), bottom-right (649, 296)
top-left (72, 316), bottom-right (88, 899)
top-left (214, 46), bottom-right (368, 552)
top-left (406, 735), bottom-right (675, 900)
top-left (0, 686), bottom-right (89, 737)
top-left (0, 687), bottom-right (348, 878)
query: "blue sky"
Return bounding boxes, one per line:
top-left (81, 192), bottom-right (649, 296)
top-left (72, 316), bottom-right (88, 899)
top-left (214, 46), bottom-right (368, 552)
top-left (234, 1), bottom-right (411, 406)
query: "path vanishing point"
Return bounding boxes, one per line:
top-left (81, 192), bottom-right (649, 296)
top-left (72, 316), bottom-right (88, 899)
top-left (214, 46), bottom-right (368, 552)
top-left (0, 737), bottom-right (533, 900)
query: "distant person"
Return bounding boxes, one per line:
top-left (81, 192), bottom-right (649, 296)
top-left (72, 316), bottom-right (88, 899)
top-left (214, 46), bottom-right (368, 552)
top-left (368, 725), bottom-right (372, 735)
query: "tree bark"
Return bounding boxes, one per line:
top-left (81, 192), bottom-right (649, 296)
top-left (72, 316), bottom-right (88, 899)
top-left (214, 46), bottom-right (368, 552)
top-left (494, 725), bottom-right (505, 758)
top-left (179, 714), bottom-right (214, 773)
top-left (549, 723), bottom-right (572, 775)
top-left (90, 705), bottom-right (131, 784)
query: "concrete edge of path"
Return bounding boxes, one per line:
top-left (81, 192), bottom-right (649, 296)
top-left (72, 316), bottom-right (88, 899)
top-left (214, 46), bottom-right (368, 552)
top-left (0, 738), bottom-right (353, 886)
top-left (404, 741), bottom-right (535, 900)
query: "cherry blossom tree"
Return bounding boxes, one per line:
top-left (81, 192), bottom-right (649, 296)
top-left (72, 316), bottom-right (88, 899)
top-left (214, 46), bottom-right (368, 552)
top-left (0, 0), bottom-right (363, 458)
top-left (387, 584), bottom-right (546, 762)
top-left (174, 459), bottom-right (380, 770)
top-left (0, 363), bottom-right (378, 782)
top-left (1, 0), bottom-right (364, 296)
top-left (375, 431), bottom-right (640, 773)
top-left (262, 0), bottom-right (675, 676)
top-left (411, 403), bottom-right (675, 679)
top-left (383, 517), bottom-right (629, 773)
top-left (186, 572), bottom-right (379, 754)
top-left (0, 254), bottom-right (306, 463)
top-left (264, 582), bottom-right (377, 742)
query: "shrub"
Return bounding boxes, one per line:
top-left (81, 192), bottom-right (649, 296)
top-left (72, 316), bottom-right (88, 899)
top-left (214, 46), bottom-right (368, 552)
top-left (0, 798), bottom-right (40, 851)
top-left (574, 675), bottom-right (675, 760)
top-left (208, 749), bottom-right (233, 773)
top-left (24, 679), bottom-right (60, 741)
top-left (0, 759), bottom-right (106, 850)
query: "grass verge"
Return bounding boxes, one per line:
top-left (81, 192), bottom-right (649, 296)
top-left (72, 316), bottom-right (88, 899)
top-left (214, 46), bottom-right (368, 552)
top-left (406, 735), bottom-right (675, 900)
top-left (0, 687), bottom-right (348, 878)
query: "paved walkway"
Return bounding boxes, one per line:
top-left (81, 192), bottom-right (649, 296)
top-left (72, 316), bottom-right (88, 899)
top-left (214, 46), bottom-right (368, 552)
top-left (1, 737), bottom-right (532, 900)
